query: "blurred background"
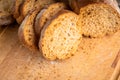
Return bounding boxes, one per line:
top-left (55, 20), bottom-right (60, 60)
top-left (117, 0), bottom-right (120, 7)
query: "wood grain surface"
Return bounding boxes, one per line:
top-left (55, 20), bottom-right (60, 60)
top-left (0, 25), bottom-right (120, 80)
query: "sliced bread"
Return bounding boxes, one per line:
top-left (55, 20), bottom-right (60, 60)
top-left (39, 10), bottom-right (82, 60)
top-left (77, 3), bottom-right (120, 37)
top-left (35, 2), bottom-right (67, 38)
top-left (16, 0), bottom-right (56, 24)
top-left (69, 0), bottom-right (120, 14)
top-left (18, 8), bottom-right (40, 51)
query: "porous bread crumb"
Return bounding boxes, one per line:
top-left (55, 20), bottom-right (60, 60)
top-left (78, 3), bottom-right (120, 37)
top-left (39, 10), bottom-right (82, 60)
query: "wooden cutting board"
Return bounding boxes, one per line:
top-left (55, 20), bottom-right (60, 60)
top-left (0, 24), bottom-right (120, 80)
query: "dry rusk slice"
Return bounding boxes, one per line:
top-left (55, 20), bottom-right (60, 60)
top-left (39, 10), bottom-right (82, 60)
top-left (78, 3), bottom-right (120, 37)
top-left (18, 9), bottom-right (39, 51)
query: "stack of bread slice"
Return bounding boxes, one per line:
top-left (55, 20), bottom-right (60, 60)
top-left (18, 2), bottom-right (82, 60)
top-left (17, 0), bottom-right (120, 60)
top-left (13, 0), bottom-right (56, 24)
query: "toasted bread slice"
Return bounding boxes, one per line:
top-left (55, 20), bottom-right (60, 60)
top-left (35, 2), bottom-right (67, 38)
top-left (39, 10), bottom-right (82, 60)
top-left (77, 3), bottom-right (120, 37)
top-left (17, 0), bottom-right (55, 24)
top-left (69, 0), bottom-right (120, 14)
top-left (18, 8), bottom-right (40, 51)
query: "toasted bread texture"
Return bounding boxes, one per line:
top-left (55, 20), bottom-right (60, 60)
top-left (18, 9), bottom-right (39, 51)
top-left (35, 2), bottom-right (67, 38)
top-left (16, 0), bottom-right (56, 24)
top-left (78, 3), bottom-right (120, 37)
top-left (69, 0), bottom-right (120, 14)
top-left (39, 10), bottom-right (82, 60)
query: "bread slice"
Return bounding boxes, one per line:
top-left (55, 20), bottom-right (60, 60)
top-left (16, 0), bottom-right (56, 24)
top-left (12, 0), bottom-right (24, 19)
top-left (69, 0), bottom-right (120, 14)
top-left (35, 2), bottom-right (67, 38)
top-left (18, 8), bottom-right (40, 51)
top-left (0, 0), bottom-right (15, 26)
top-left (39, 10), bottom-right (82, 60)
top-left (77, 3), bottom-right (120, 38)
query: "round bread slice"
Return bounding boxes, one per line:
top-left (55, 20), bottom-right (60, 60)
top-left (77, 3), bottom-right (120, 38)
top-left (35, 2), bottom-right (67, 38)
top-left (69, 0), bottom-right (120, 14)
top-left (39, 10), bottom-right (82, 60)
top-left (18, 9), bottom-right (39, 51)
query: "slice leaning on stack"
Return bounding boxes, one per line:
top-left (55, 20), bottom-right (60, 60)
top-left (39, 10), bottom-right (82, 60)
top-left (18, 8), bottom-right (40, 51)
top-left (77, 3), bottom-right (120, 38)
top-left (35, 2), bottom-right (67, 38)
